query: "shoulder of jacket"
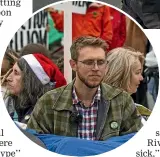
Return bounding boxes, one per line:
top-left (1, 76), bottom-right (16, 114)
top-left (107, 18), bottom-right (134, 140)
top-left (36, 82), bottom-right (73, 109)
top-left (39, 85), bottom-right (67, 101)
top-left (101, 83), bottom-right (130, 100)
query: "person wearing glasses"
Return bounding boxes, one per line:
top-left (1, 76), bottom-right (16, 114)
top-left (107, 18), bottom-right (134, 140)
top-left (27, 36), bottom-right (143, 141)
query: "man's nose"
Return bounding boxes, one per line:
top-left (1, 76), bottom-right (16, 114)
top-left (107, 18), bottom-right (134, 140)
top-left (92, 62), bottom-right (99, 70)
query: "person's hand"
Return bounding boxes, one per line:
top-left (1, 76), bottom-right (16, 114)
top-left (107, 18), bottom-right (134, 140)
top-left (89, 3), bottom-right (104, 8)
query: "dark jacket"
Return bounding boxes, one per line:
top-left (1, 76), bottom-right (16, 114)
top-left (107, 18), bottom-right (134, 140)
top-left (142, 0), bottom-right (160, 13)
top-left (122, 0), bottom-right (160, 28)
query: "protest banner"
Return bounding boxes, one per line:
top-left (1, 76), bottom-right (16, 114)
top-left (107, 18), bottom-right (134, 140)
top-left (9, 10), bottom-right (48, 52)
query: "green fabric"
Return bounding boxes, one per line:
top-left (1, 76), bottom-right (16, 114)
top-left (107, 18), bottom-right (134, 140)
top-left (48, 14), bottom-right (63, 45)
top-left (136, 104), bottom-right (151, 116)
top-left (27, 81), bottom-right (143, 140)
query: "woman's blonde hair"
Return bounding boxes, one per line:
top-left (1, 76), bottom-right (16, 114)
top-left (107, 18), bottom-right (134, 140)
top-left (103, 47), bottom-right (144, 92)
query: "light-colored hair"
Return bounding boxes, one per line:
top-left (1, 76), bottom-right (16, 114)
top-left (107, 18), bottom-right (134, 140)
top-left (70, 36), bottom-right (107, 60)
top-left (103, 47), bottom-right (144, 92)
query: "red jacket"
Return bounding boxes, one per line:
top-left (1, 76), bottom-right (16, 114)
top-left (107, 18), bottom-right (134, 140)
top-left (109, 8), bottom-right (126, 50)
top-left (50, 5), bottom-right (113, 48)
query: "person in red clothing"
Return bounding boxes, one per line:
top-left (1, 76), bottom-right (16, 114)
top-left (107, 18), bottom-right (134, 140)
top-left (109, 7), bottom-right (126, 50)
top-left (48, 2), bottom-right (113, 50)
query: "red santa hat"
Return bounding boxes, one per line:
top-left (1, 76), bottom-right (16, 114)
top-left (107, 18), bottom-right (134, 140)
top-left (22, 53), bottom-right (67, 88)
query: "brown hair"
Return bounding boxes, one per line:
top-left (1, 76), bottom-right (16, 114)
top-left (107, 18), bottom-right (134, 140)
top-left (70, 36), bottom-right (107, 60)
top-left (19, 43), bottom-right (50, 58)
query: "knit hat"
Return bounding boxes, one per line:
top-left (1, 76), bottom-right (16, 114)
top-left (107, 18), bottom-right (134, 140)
top-left (22, 53), bottom-right (67, 88)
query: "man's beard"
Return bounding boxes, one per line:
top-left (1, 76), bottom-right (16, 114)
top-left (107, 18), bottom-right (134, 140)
top-left (77, 71), bottom-right (103, 88)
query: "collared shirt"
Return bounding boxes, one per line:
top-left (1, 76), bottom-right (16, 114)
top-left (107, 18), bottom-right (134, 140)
top-left (72, 86), bottom-right (101, 140)
top-left (28, 81), bottom-right (143, 140)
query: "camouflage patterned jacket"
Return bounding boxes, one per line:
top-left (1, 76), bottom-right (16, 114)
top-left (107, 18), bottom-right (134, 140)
top-left (27, 81), bottom-right (143, 140)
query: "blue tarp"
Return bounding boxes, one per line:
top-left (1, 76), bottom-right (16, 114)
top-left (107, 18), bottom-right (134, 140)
top-left (26, 129), bottom-right (135, 156)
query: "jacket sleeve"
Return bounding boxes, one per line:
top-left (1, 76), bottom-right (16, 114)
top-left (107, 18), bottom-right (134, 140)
top-left (49, 10), bottom-right (64, 32)
top-left (120, 94), bottom-right (143, 135)
top-left (101, 6), bottom-right (113, 48)
top-left (27, 95), bottom-right (53, 134)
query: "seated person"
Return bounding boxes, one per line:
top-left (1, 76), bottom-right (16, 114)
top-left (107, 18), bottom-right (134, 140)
top-left (27, 36), bottom-right (143, 141)
top-left (103, 47), bottom-right (151, 120)
top-left (4, 53), bottom-right (66, 124)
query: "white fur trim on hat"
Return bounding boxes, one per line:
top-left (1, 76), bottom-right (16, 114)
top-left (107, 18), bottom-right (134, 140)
top-left (22, 54), bottom-right (50, 85)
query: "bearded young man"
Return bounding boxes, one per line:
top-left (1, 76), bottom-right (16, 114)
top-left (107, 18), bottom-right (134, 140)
top-left (27, 36), bottom-right (143, 141)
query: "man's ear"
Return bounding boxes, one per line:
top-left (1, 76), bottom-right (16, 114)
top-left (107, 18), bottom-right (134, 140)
top-left (69, 59), bottom-right (77, 72)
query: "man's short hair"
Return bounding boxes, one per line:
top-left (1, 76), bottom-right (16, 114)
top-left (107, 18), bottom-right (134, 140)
top-left (70, 36), bottom-right (107, 61)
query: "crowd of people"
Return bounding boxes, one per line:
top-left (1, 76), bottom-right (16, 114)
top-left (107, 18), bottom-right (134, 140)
top-left (0, 1), bottom-right (158, 155)
top-left (47, 2), bottom-right (157, 108)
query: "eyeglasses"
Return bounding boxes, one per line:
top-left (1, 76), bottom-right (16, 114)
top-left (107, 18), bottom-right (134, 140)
top-left (77, 59), bottom-right (107, 69)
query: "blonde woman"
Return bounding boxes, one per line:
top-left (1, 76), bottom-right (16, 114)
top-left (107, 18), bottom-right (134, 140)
top-left (104, 47), bottom-right (151, 120)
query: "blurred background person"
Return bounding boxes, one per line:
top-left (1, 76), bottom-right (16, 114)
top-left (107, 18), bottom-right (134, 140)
top-left (104, 47), bottom-right (144, 94)
top-left (103, 47), bottom-right (151, 119)
top-left (19, 43), bottom-right (64, 74)
top-left (124, 17), bottom-right (148, 56)
top-left (47, 2), bottom-right (113, 50)
top-left (19, 43), bottom-right (51, 58)
top-left (4, 53), bottom-right (66, 123)
top-left (144, 46), bottom-right (159, 110)
top-left (109, 7), bottom-right (126, 50)
top-left (124, 17), bottom-right (149, 107)
top-left (47, 1), bottom-right (113, 79)
top-left (46, 13), bottom-right (64, 70)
